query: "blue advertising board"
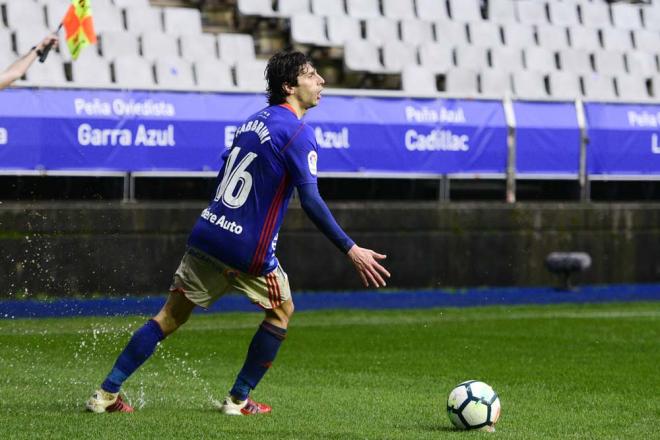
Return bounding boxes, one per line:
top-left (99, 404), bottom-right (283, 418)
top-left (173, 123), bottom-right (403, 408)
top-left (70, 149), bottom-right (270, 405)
top-left (585, 103), bottom-right (660, 176)
top-left (0, 89), bottom-right (508, 175)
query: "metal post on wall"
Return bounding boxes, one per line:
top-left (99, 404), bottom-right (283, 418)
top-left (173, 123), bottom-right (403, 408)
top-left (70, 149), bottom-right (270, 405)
top-left (503, 95), bottom-right (517, 203)
top-left (122, 172), bottom-right (135, 203)
top-left (438, 174), bottom-right (450, 202)
top-left (575, 98), bottom-right (590, 202)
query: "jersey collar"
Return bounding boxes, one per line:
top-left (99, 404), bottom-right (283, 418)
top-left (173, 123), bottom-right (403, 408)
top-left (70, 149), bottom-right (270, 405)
top-left (279, 103), bottom-right (299, 119)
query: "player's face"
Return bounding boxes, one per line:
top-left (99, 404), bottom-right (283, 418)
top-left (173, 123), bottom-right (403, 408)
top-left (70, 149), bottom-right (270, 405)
top-left (292, 63), bottom-right (325, 109)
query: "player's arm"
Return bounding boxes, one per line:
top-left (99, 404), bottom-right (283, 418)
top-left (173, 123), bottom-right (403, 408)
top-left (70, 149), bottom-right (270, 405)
top-left (297, 182), bottom-right (390, 288)
top-left (0, 34), bottom-right (58, 89)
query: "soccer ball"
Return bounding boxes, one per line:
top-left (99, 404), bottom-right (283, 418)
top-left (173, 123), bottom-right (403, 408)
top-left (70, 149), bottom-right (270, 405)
top-left (446, 380), bottom-right (501, 432)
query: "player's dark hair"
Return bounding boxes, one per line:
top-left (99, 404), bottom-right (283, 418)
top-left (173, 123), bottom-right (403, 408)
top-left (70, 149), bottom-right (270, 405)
top-left (266, 50), bottom-right (313, 105)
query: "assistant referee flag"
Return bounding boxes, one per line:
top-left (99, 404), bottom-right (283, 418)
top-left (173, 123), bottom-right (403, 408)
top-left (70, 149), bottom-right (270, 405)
top-left (62, 0), bottom-right (97, 60)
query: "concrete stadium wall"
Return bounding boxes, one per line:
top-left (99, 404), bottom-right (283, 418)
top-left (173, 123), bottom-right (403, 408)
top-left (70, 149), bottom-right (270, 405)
top-left (0, 202), bottom-right (658, 297)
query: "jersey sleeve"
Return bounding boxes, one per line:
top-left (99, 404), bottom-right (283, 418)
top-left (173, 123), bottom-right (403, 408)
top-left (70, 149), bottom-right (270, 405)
top-left (281, 124), bottom-right (318, 186)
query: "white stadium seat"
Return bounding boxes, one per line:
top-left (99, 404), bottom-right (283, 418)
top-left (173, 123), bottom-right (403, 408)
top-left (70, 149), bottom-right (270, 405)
top-left (382, 0), bottom-right (416, 20)
top-left (418, 42), bottom-right (453, 73)
top-left (124, 6), bottom-right (163, 34)
top-left (610, 3), bottom-right (643, 30)
top-left (326, 16), bottom-right (361, 45)
top-left (557, 48), bottom-right (593, 74)
top-left (237, 0), bottom-right (278, 17)
top-left (163, 7), bottom-right (203, 35)
top-left (310, 0), bottom-right (345, 17)
top-left (4, 1), bottom-right (47, 29)
top-left (512, 71), bottom-right (548, 100)
top-left (592, 50), bottom-right (627, 76)
top-left (535, 25), bottom-right (570, 51)
top-left (14, 24), bottom-right (51, 55)
top-left (155, 58), bottom-right (195, 89)
top-left (448, 0), bottom-right (482, 22)
top-left (99, 31), bottom-right (140, 60)
top-left (401, 65), bottom-right (437, 94)
top-left (579, 2), bottom-right (611, 28)
top-left (632, 29), bottom-right (659, 52)
top-left (90, 3), bottom-right (125, 33)
top-left (113, 55), bottom-right (155, 89)
top-left (180, 33), bottom-right (218, 63)
top-left (343, 40), bottom-right (385, 73)
top-left (22, 53), bottom-right (68, 87)
top-left (0, 29), bottom-right (13, 56)
top-left (490, 46), bottom-right (524, 73)
top-left (218, 33), bottom-right (256, 65)
top-left (415, 0), bottom-right (448, 21)
top-left (501, 23), bottom-right (536, 48)
top-left (455, 45), bottom-right (489, 70)
top-left (547, 71), bottom-right (582, 101)
top-left (600, 28), bottom-right (634, 51)
top-left (43, 0), bottom-right (71, 29)
top-left (547, 1), bottom-right (580, 27)
top-left (468, 21), bottom-right (502, 47)
top-left (524, 47), bottom-right (558, 73)
top-left (445, 69), bottom-right (479, 96)
top-left (278, 0), bottom-right (312, 17)
top-left (365, 17), bottom-right (400, 45)
top-left (194, 59), bottom-right (235, 91)
top-left (345, 0), bottom-right (381, 20)
top-left (567, 26), bottom-right (601, 51)
top-left (291, 14), bottom-right (331, 46)
top-left (141, 32), bottom-right (180, 62)
top-left (487, 0), bottom-right (516, 23)
top-left (400, 20), bottom-right (434, 45)
top-left (626, 51), bottom-right (659, 77)
top-left (113, 0), bottom-right (150, 7)
top-left (71, 51), bottom-right (112, 87)
top-left (643, 7), bottom-right (660, 31)
top-left (480, 69), bottom-right (512, 97)
top-left (235, 58), bottom-right (268, 91)
top-left (582, 74), bottom-right (617, 101)
top-left (516, 1), bottom-right (548, 25)
top-left (381, 41), bottom-right (417, 73)
top-left (616, 74), bottom-right (651, 101)
top-left (435, 20), bottom-right (469, 46)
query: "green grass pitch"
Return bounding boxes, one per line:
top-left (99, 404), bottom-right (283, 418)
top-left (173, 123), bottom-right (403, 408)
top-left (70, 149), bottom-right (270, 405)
top-left (0, 302), bottom-right (658, 439)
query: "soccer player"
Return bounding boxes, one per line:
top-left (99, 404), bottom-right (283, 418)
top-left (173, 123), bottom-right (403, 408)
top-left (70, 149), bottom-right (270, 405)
top-left (0, 34), bottom-right (59, 90)
top-left (86, 50), bottom-right (391, 415)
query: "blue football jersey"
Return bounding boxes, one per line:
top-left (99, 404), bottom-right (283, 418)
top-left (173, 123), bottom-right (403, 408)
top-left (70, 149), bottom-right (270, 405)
top-left (188, 104), bottom-right (318, 275)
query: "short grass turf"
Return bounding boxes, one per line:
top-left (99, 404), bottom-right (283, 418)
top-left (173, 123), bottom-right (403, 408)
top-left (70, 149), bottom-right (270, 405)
top-left (0, 301), bottom-right (658, 439)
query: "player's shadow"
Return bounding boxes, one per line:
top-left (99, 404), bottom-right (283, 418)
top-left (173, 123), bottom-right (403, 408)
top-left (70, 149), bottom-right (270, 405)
top-left (422, 423), bottom-right (460, 433)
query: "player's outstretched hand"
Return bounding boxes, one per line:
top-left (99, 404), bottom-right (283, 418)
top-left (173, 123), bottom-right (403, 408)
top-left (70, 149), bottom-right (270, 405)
top-left (347, 244), bottom-right (390, 288)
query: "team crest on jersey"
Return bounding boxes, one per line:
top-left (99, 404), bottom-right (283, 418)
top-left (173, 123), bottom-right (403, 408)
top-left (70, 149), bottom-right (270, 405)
top-left (307, 151), bottom-right (318, 176)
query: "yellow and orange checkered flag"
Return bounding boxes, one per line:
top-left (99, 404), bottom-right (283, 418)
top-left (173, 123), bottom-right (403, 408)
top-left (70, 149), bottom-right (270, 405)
top-left (62, 0), bottom-right (97, 60)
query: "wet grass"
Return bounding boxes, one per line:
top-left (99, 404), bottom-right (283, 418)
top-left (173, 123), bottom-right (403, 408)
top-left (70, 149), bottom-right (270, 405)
top-left (0, 302), bottom-right (658, 439)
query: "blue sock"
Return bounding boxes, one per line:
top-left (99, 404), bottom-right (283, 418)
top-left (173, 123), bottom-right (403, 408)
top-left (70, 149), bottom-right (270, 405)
top-left (101, 319), bottom-right (165, 393)
top-left (230, 321), bottom-right (287, 401)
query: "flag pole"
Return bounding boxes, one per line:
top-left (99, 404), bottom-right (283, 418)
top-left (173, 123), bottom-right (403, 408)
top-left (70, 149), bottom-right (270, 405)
top-left (38, 23), bottom-right (63, 63)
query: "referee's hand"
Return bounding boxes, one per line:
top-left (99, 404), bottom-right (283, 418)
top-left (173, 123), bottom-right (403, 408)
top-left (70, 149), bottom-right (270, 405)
top-left (36, 34), bottom-right (59, 53)
top-left (347, 244), bottom-right (390, 288)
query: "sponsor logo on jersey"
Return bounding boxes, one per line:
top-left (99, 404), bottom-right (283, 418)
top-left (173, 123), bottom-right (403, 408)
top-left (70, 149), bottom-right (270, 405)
top-left (308, 151), bottom-right (318, 175)
top-left (201, 208), bottom-right (243, 235)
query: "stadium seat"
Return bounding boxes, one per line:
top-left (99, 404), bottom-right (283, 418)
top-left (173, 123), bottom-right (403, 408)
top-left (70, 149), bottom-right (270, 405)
top-left (90, 3), bottom-right (125, 33)
top-left (415, 0), bottom-right (448, 21)
top-left (113, 55), bottom-right (155, 89)
top-left (382, 0), bottom-right (415, 20)
top-left (524, 47), bottom-right (558, 72)
top-left (381, 41), bottom-right (417, 72)
top-left (345, 0), bottom-right (381, 20)
top-left (487, 0), bottom-right (516, 23)
top-left (99, 31), bottom-right (140, 60)
top-left (235, 58), bottom-right (268, 91)
top-left (632, 29), bottom-right (659, 52)
top-left (124, 6), bottom-right (163, 34)
top-left (616, 74), bottom-right (651, 101)
top-left (217, 33), bottom-right (256, 66)
top-left (626, 51), bottom-right (659, 77)
top-left (445, 68), bottom-right (479, 96)
top-left (113, 0), bottom-right (150, 7)
top-left (278, 0), bottom-right (312, 17)
top-left (400, 19), bottom-right (434, 45)
top-left (516, 1), bottom-right (548, 25)
top-left (22, 52), bottom-right (68, 87)
top-left (163, 7), bottom-right (203, 35)
top-left (71, 51), bottom-right (113, 88)
top-left (642, 7), bottom-right (660, 30)
top-left (480, 69), bottom-right (512, 98)
top-left (4, 0), bottom-right (47, 29)
top-left (435, 20), bottom-right (469, 46)
top-left (512, 71), bottom-right (549, 100)
top-left (418, 42), bottom-right (453, 73)
top-left (365, 17), bottom-right (399, 45)
top-left (42, 0), bottom-right (70, 29)
top-left (582, 74), bottom-right (617, 101)
top-left (0, 28), bottom-right (12, 57)
top-left (455, 45), bottom-right (489, 70)
top-left (467, 21), bottom-right (502, 47)
top-left (326, 16), bottom-right (361, 45)
top-left (547, 71), bottom-right (582, 100)
top-left (179, 33), bottom-right (218, 63)
top-left (610, 3), bottom-right (643, 30)
top-left (447, 0), bottom-right (482, 22)
top-left (579, 2), bottom-right (611, 28)
top-left (401, 65), bottom-right (437, 94)
top-left (237, 0), bottom-right (278, 18)
top-left (290, 14), bottom-right (331, 46)
top-left (600, 28), bottom-right (634, 51)
top-left (141, 32), bottom-right (180, 62)
top-left (343, 40), bottom-right (385, 73)
top-left (557, 48), bottom-right (593, 74)
top-left (547, 1), bottom-right (580, 27)
top-left (501, 23), bottom-right (536, 48)
top-left (310, 0), bottom-right (345, 17)
top-left (592, 50), bottom-right (627, 76)
top-left (154, 58), bottom-right (195, 90)
top-left (14, 24), bottom-right (51, 55)
top-left (194, 58), bottom-right (235, 91)
top-left (567, 26), bottom-right (601, 50)
top-left (535, 25), bottom-right (570, 51)
top-left (490, 46), bottom-right (524, 72)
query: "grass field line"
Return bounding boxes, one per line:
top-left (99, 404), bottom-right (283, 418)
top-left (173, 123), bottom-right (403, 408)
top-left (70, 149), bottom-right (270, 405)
top-left (0, 306), bottom-right (657, 336)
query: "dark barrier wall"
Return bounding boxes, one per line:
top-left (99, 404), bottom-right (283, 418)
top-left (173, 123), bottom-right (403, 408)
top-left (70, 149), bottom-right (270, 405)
top-left (0, 202), bottom-right (658, 297)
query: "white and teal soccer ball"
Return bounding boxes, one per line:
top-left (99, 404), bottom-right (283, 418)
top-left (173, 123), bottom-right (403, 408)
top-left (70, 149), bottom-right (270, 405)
top-left (447, 380), bottom-right (501, 432)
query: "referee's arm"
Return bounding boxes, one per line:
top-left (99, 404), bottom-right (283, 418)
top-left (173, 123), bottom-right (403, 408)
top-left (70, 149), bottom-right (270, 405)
top-left (0, 34), bottom-right (58, 90)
